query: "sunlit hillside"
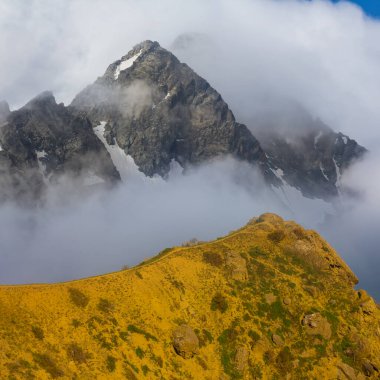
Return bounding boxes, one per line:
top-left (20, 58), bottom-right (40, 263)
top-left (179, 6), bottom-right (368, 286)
top-left (0, 214), bottom-right (379, 379)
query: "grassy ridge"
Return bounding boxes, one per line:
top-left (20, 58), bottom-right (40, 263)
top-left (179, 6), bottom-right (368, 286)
top-left (0, 213), bottom-right (379, 379)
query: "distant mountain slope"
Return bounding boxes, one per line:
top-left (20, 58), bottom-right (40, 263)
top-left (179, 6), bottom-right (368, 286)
top-left (0, 214), bottom-right (378, 379)
top-left (0, 92), bottom-right (119, 202)
top-left (252, 103), bottom-right (367, 199)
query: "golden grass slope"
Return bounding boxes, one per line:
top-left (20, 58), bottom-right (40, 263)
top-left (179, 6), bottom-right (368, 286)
top-left (0, 213), bottom-right (379, 379)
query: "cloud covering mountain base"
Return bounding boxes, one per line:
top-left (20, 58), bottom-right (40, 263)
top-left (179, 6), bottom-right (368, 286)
top-left (0, 155), bottom-right (377, 301)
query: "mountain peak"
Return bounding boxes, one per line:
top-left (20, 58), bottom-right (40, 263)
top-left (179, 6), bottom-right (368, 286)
top-left (24, 90), bottom-right (57, 110)
top-left (71, 41), bottom-right (271, 179)
top-left (0, 41), bottom-right (367, 203)
top-left (110, 40), bottom-right (170, 81)
top-left (132, 39), bottom-right (160, 53)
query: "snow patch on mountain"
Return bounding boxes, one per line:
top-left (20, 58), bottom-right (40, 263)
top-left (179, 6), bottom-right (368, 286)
top-left (319, 163), bottom-right (329, 181)
top-left (36, 150), bottom-right (47, 159)
top-left (114, 50), bottom-right (142, 80)
top-left (94, 121), bottom-right (158, 182)
top-left (36, 150), bottom-right (48, 184)
top-left (314, 131), bottom-right (323, 148)
top-left (271, 168), bottom-right (284, 184)
top-left (333, 157), bottom-right (342, 188)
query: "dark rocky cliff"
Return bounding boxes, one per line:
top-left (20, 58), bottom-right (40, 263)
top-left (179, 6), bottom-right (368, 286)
top-left (0, 92), bottom-right (119, 203)
top-left (71, 41), bottom-right (274, 180)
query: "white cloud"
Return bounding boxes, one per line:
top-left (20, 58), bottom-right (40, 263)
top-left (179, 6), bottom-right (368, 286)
top-left (0, 158), bottom-right (277, 283)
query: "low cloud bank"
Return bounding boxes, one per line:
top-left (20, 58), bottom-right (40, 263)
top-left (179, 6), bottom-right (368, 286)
top-left (0, 155), bottom-right (378, 301)
top-left (0, 159), bottom-right (270, 283)
top-left (321, 152), bottom-right (380, 300)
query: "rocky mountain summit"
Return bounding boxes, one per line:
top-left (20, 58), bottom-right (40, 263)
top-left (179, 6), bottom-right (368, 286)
top-left (64, 40), bottom-right (369, 200)
top-left (71, 40), bottom-right (273, 180)
top-left (0, 40), bottom-right (366, 203)
top-left (0, 214), bottom-right (378, 378)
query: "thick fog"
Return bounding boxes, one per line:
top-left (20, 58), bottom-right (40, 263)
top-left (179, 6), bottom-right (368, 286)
top-left (0, 159), bottom-right (334, 283)
top-left (0, 0), bottom-right (379, 299)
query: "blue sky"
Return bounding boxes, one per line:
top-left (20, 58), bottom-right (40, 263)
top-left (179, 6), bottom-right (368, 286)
top-left (331, 0), bottom-right (380, 17)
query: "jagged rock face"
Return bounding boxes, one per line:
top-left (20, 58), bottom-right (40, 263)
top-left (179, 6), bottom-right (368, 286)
top-left (0, 92), bottom-right (119, 202)
top-left (0, 98), bottom-right (46, 203)
top-left (0, 41), bottom-right (367, 202)
top-left (72, 41), bottom-right (367, 199)
top-left (260, 127), bottom-right (366, 199)
top-left (254, 106), bottom-right (366, 199)
top-left (71, 40), bottom-right (273, 179)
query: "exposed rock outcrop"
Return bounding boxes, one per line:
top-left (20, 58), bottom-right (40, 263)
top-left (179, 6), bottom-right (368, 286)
top-left (172, 325), bottom-right (199, 359)
top-left (272, 334), bottom-right (284, 346)
top-left (283, 297), bottom-right (291, 305)
top-left (302, 313), bottom-right (332, 340)
top-left (337, 362), bottom-right (366, 380)
top-left (225, 251), bottom-right (248, 281)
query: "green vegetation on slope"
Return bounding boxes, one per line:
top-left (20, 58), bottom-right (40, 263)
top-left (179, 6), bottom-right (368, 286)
top-left (0, 213), bottom-right (379, 379)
